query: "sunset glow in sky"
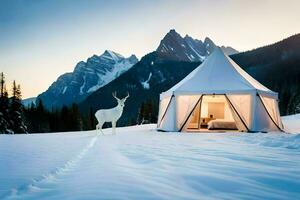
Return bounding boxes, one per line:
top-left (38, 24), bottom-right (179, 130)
top-left (1, 0), bottom-right (300, 98)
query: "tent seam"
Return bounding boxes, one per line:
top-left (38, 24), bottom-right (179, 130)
top-left (157, 95), bottom-right (174, 128)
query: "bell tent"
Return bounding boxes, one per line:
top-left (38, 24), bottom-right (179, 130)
top-left (157, 47), bottom-right (283, 132)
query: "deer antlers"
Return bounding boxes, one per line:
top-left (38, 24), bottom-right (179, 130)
top-left (124, 92), bottom-right (130, 100)
top-left (112, 91), bottom-right (130, 100)
top-left (112, 92), bottom-right (119, 100)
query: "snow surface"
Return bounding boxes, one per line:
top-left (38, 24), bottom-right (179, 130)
top-left (282, 114), bottom-right (300, 134)
top-left (1, 118), bottom-right (300, 200)
top-left (62, 86), bottom-right (67, 94)
top-left (101, 50), bottom-right (124, 62)
top-left (79, 76), bottom-right (86, 95)
top-left (87, 59), bottom-right (135, 93)
top-left (187, 43), bottom-right (205, 61)
top-left (141, 73), bottom-right (152, 90)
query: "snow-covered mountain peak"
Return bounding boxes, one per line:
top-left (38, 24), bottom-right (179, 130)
top-left (168, 29), bottom-right (181, 37)
top-left (101, 50), bottom-right (124, 62)
top-left (203, 37), bottom-right (217, 54)
top-left (184, 34), bottom-right (193, 40)
top-left (156, 29), bottom-right (238, 61)
top-left (38, 50), bottom-right (139, 108)
top-left (204, 37), bottom-right (214, 44)
top-left (127, 54), bottom-right (139, 63)
top-left (220, 46), bottom-right (239, 55)
top-left (86, 55), bottom-right (100, 63)
top-left (76, 61), bottom-right (86, 68)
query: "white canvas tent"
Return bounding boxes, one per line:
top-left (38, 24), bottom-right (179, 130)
top-left (157, 47), bottom-right (283, 132)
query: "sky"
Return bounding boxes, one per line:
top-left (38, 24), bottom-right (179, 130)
top-left (1, 0), bottom-right (300, 98)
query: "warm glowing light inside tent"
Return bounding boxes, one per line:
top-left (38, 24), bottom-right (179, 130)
top-left (187, 95), bottom-right (235, 129)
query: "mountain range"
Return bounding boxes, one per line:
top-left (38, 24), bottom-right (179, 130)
top-left (34, 29), bottom-right (300, 127)
top-left (36, 29), bottom-right (238, 109)
top-left (79, 52), bottom-right (200, 126)
top-left (78, 32), bottom-right (300, 126)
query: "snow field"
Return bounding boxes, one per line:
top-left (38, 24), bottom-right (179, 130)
top-left (0, 121), bottom-right (299, 199)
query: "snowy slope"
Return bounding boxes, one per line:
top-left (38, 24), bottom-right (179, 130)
top-left (21, 97), bottom-right (36, 108)
top-left (1, 119), bottom-right (300, 199)
top-left (37, 50), bottom-right (138, 109)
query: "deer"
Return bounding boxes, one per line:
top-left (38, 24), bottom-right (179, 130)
top-left (95, 92), bottom-right (129, 134)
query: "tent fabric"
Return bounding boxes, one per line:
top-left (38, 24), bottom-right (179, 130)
top-left (160, 47), bottom-right (277, 99)
top-left (252, 95), bottom-right (279, 132)
top-left (158, 97), bottom-right (176, 131)
top-left (157, 96), bottom-right (172, 127)
top-left (227, 94), bottom-right (252, 129)
top-left (179, 95), bottom-right (203, 131)
top-left (225, 95), bottom-right (248, 132)
top-left (176, 95), bottom-right (202, 130)
top-left (157, 47), bottom-right (283, 133)
top-left (259, 95), bottom-right (283, 130)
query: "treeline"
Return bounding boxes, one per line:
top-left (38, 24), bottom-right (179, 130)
top-left (0, 72), bottom-right (27, 134)
top-left (25, 98), bottom-right (158, 133)
top-left (136, 99), bottom-right (158, 125)
top-left (0, 72), bottom-right (158, 134)
top-left (24, 100), bottom-right (96, 133)
top-left (24, 98), bottom-right (157, 133)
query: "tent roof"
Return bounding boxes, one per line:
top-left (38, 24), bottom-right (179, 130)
top-left (161, 47), bottom-right (277, 98)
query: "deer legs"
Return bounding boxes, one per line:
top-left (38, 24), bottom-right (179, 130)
top-left (96, 121), bottom-right (104, 134)
top-left (96, 121), bottom-right (116, 135)
top-left (112, 121), bottom-right (116, 135)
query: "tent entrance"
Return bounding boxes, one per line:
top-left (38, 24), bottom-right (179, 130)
top-left (185, 95), bottom-right (238, 132)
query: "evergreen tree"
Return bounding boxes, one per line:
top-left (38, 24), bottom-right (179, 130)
top-left (23, 101), bottom-right (36, 133)
top-left (149, 99), bottom-right (158, 123)
top-left (48, 108), bottom-right (60, 132)
top-left (0, 72), bottom-right (5, 96)
top-left (136, 102), bottom-right (145, 124)
top-left (136, 99), bottom-right (158, 124)
top-left (144, 100), bottom-right (153, 123)
top-left (70, 103), bottom-right (83, 131)
top-left (60, 105), bottom-right (70, 131)
top-left (127, 118), bottom-right (136, 126)
top-left (86, 107), bottom-right (96, 130)
top-left (0, 73), bottom-right (11, 133)
top-left (9, 81), bottom-right (27, 133)
top-left (89, 107), bottom-right (96, 130)
top-left (36, 99), bottom-right (50, 132)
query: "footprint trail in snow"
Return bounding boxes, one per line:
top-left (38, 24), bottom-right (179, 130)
top-left (3, 135), bottom-right (98, 200)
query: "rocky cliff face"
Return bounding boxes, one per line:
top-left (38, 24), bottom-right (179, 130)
top-left (156, 29), bottom-right (238, 62)
top-left (38, 50), bottom-right (138, 108)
